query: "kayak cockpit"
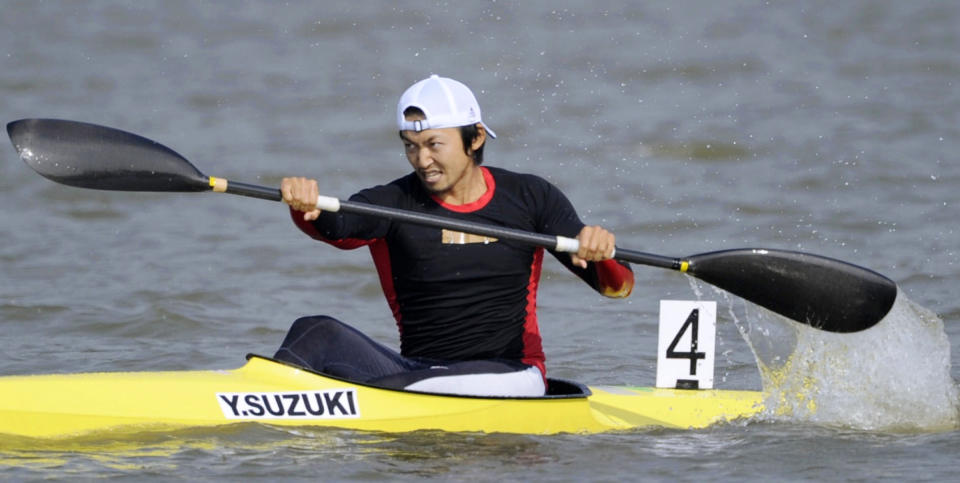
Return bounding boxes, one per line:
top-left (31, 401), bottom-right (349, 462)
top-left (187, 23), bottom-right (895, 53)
top-left (246, 354), bottom-right (592, 399)
top-left (545, 378), bottom-right (591, 397)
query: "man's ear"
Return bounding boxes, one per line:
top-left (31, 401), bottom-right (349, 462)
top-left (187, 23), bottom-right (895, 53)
top-left (471, 124), bottom-right (487, 151)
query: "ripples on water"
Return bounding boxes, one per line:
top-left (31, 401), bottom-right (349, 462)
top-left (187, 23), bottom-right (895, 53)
top-left (2, 0), bottom-right (960, 480)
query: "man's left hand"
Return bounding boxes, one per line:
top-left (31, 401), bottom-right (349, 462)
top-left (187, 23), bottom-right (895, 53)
top-left (571, 225), bottom-right (616, 269)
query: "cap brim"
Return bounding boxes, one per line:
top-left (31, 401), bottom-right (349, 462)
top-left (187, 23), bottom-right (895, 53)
top-left (481, 122), bottom-right (496, 139)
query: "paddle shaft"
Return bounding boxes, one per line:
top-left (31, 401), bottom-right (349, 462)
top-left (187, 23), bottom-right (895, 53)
top-left (220, 179), bottom-right (681, 269)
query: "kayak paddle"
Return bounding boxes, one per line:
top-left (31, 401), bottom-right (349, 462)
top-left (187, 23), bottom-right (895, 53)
top-left (6, 118), bottom-right (897, 333)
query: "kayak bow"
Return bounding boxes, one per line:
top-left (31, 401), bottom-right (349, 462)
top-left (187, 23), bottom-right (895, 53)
top-left (0, 356), bottom-right (763, 438)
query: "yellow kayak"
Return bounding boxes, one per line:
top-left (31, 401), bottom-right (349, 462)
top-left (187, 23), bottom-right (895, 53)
top-left (0, 355), bottom-right (763, 438)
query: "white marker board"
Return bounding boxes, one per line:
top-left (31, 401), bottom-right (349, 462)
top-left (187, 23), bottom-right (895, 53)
top-left (656, 300), bottom-right (716, 389)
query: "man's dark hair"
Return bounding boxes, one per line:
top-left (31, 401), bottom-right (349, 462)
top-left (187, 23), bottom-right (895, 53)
top-left (402, 106), bottom-right (485, 165)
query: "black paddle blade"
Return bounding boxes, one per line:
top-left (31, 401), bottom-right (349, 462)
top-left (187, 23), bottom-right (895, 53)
top-left (686, 249), bottom-right (897, 333)
top-left (7, 119), bottom-right (209, 192)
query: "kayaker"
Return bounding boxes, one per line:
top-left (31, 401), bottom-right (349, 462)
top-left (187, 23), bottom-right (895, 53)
top-left (277, 74), bottom-right (634, 396)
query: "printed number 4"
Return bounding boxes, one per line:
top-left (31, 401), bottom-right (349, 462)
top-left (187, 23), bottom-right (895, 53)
top-left (666, 308), bottom-right (707, 375)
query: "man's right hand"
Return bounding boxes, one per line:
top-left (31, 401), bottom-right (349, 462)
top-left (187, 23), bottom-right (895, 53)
top-left (281, 177), bottom-right (322, 221)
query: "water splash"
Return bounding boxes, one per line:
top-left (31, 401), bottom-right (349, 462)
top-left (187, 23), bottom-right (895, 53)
top-left (691, 278), bottom-right (960, 431)
top-left (17, 146), bottom-right (35, 162)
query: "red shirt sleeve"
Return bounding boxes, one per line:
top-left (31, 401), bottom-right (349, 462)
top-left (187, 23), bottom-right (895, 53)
top-left (592, 259), bottom-right (634, 298)
top-left (288, 207), bottom-right (373, 250)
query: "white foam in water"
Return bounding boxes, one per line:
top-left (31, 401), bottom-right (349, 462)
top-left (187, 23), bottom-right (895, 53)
top-left (693, 278), bottom-right (960, 431)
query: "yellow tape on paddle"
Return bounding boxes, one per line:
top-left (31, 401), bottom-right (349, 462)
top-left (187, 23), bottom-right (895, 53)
top-left (680, 260), bottom-right (689, 272)
top-left (209, 176), bottom-right (228, 193)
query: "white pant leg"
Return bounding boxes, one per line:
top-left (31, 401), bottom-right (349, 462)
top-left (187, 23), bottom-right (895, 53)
top-left (403, 366), bottom-right (545, 397)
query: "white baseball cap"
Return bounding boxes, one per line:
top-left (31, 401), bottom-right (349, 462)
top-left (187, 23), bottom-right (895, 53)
top-left (397, 75), bottom-right (497, 138)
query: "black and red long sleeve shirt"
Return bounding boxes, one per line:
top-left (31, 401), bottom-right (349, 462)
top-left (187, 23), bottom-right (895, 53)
top-left (290, 166), bottom-right (633, 377)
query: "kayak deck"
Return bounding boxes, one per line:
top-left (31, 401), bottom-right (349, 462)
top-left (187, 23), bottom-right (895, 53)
top-left (0, 355), bottom-right (764, 438)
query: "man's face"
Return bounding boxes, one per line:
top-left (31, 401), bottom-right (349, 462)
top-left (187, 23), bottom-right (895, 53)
top-left (400, 115), bottom-right (477, 197)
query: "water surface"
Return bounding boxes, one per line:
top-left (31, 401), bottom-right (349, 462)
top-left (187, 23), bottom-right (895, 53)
top-left (2, 1), bottom-right (959, 480)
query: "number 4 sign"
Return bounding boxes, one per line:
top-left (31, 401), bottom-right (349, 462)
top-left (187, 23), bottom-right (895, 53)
top-left (656, 300), bottom-right (716, 389)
